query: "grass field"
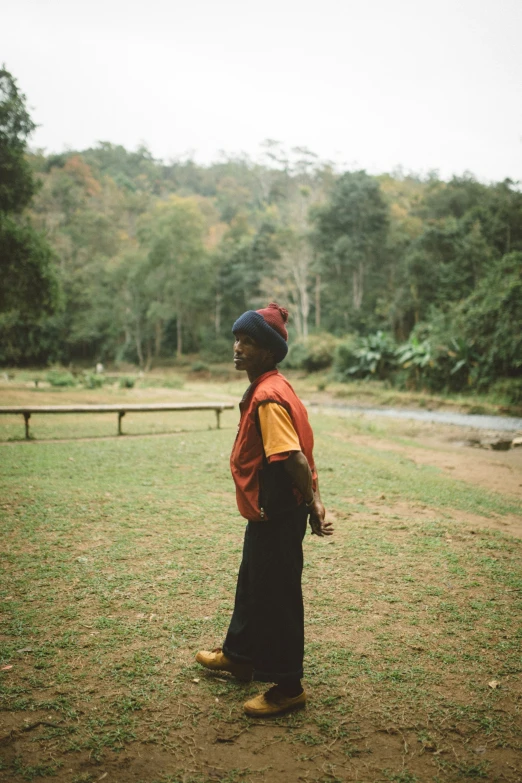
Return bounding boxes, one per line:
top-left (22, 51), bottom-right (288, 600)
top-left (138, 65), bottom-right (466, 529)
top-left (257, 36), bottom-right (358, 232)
top-left (1, 376), bottom-right (521, 783)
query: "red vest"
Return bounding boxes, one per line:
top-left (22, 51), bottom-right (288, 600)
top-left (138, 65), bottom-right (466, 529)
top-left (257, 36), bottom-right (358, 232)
top-left (230, 370), bottom-right (317, 521)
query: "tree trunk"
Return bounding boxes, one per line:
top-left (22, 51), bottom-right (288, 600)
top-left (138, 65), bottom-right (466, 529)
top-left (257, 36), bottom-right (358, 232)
top-left (290, 269), bottom-right (304, 339)
top-left (294, 297), bottom-right (303, 338)
top-left (123, 325), bottom-right (133, 361)
top-left (215, 290), bottom-right (222, 335)
top-left (410, 283), bottom-right (419, 324)
top-left (352, 262), bottom-right (363, 310)
top-left (154, 320), bottom-right (163, 357)
top-left (289, 243), bottom-right (311, 340)
top-left (176, 312), bottom-right (183, 358)
top-left (135, 322), bottom-right (144, 369)
top-left (300, 284), bottom-right (309, 339)
top-left (145, 339), bottom-right (152, 372)
top-left (315, 274), bottom-right (321, 329)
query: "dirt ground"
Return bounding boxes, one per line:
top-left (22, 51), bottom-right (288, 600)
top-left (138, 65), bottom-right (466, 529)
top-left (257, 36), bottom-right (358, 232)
top-left (1, 406), bottom-right (521, 783)
top-left (348, 424), bottom-right (522, 539)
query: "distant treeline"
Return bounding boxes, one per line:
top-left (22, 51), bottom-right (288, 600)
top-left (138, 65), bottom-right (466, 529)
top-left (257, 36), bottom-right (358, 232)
top-left (1, 69), bottom-right (521, 397)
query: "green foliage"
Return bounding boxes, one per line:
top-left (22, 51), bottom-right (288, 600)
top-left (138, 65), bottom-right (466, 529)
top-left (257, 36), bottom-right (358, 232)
top-left (284, 341), bottom-right (309, 370)
top-left (393, 316), bottom-right (481, 392)
top-left (0, 68), bottom-right (36, 212)
top-left (190, 360), bottom-right (209, 372)
top-left (0, 97), bottom-right (519, 389)
top-left (0, 213), bottom-right (59, 317)
top-left (333, 326), bottom-right (491, 393)
top-left (489, 377), bottom-right (522, 405)
top-left (119, 377), bottom-right (135, 389)
top-left (215, 219), bottom-right (281, 337)
top-left (0, 68), bottom-right (59, 354)
top-left (333, 335), bottom-right (360, 378)
top-left (455, 252), bottom-right (522, 386)
top-left (335, 331), bottom-right (396, 380)
top-left (80, 142), bottom-right (159, 192)
top-left (46, 369), bottom-right (76, 387)
top-left (284, 333), bottom-right (338, 372)
top-left (392, 252), bottom-right (522, 391)
top-left (199, 333), bottom-right (232, 362)
top-left (81, 372), bottom-right (104, 389)
top-left (395, 336), bottom-right (433, 373)
top-left (312, 170), bottom-right (389, 328)
top-left (133, 195), bottom-right (209, 362)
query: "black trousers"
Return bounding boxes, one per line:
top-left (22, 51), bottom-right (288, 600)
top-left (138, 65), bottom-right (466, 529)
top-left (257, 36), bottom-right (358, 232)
top-left (222, 504), bottom-right (308, 683)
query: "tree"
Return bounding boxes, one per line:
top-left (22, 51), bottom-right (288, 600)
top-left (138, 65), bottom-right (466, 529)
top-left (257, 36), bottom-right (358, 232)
top-left (265, 227), bottom-right (313, 339)
top-left (0, 67), bottom-right (36, 213)
top-left (0, 213), bottom-right (58, 316)
top-left (137, 196), bottom-right (208, 359)
top-left (112, 249), bottom-right (152, 368)
top-left (259, 188), bottom-right (316, 339)
top-left (312, 171), bottom-right (389, 329)
top-left (253, 151), bottom-right (331, 338)
top-left (387, 174), bottom-right (519, 340)
top-left (215, 217), bottom-right (281, 339)
top-left (0, 67), bottom-right (58, 332)
top-left (456, 251), bottom-right (522, 384)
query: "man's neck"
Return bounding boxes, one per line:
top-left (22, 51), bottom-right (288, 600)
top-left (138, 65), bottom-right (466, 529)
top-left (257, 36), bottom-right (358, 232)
top-left (247, 365), bottom-right (277, 383)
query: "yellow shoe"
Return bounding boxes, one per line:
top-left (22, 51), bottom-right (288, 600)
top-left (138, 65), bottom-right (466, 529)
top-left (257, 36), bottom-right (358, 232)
top-left (244, 686), bottom-right (307, 717)
top-left (195, 648), bottom-right (253, 681)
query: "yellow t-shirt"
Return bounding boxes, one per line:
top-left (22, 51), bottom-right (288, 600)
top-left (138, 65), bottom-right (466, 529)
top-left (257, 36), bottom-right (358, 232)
top-left (258, 402), bottom-right (301, 462)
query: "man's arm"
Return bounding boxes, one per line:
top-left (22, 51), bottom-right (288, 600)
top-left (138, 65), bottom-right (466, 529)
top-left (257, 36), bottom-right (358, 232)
top-left (284, 451), bottom-right (334, 537)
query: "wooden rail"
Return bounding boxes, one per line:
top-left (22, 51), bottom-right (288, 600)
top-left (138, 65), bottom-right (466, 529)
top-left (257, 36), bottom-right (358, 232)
top-left (0, 403), bottom-right (234, 439)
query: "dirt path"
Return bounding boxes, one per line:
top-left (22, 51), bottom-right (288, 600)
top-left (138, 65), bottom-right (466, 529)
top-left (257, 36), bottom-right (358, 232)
top-left (350, 429), bottom-right (522, 496)
top-left (343, 423), bottom-right (522, 538)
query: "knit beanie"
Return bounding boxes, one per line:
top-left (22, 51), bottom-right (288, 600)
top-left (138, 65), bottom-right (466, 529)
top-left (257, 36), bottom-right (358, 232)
top-left (232, 302), bottom-right (289, 363)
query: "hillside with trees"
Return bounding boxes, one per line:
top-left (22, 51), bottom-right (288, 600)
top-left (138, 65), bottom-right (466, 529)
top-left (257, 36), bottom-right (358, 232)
top-left (1, 70), bottom-right (521, 400)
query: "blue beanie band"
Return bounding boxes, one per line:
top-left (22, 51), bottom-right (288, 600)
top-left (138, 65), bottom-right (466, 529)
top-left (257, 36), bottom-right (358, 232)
top-left (232, 310), bottom-right (289, 363)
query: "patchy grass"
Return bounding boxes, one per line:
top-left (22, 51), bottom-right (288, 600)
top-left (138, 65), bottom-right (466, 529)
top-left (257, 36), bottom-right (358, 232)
top-left (0, 382), bottom-right (521, 782)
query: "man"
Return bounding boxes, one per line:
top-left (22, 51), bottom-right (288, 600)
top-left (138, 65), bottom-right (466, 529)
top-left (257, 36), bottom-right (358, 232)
top-left (196, 302), bottom-right (333, 717)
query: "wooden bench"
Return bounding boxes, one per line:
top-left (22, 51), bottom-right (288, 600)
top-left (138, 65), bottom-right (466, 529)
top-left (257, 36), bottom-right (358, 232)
top-left (0, 403), bottom-right (234, 439)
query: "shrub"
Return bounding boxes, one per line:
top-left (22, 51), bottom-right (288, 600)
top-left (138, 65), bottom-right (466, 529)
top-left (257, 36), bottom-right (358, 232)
top-left (436, 336), bottom-right (480, 392)
top-left (333, 335), bottom-right (360, 379)
top-left (397, 313), bottom-right (482, 392)
top-left (334, 332), bottom-right (396, 380)
top-left (119, 377), bottom-right (135, 389)
top-left (455, 252), bottom-right (522, 387)
top-left (82, 372), bottom-right (104, 389)
top-left (489, 378), bottom-right (522, 405)
top-left (200, 335), bottom-right (233, 363)
top-left (394, 337), bottom-right (436, 390)
top-left (284, 333), bottom-right (338, 372)
top-left (191, 361), bottom-right (209, 373)
top-left (283, 341), bottom-right (309, 370)
top-left (46, 369), bottom-right (76, 387)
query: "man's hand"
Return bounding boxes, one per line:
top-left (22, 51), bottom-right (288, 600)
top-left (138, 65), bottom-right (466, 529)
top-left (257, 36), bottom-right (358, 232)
top-left (308, 497), bottom-right (334, 537)
top-left (282, 452), bottom-right (333, 536)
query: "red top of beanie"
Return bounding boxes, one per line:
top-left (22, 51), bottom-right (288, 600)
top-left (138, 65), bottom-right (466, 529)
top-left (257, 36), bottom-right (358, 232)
top-left (256, 302), bottom-right (289, 341)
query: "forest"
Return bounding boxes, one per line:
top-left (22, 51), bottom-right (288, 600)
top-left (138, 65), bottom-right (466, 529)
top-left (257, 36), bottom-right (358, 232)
top-left (1, 68), bottom-right (522, 399)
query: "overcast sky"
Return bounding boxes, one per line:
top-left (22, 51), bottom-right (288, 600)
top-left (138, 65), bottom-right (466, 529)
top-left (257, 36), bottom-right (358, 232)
top-left (3, 0), bottom-right (521, 181)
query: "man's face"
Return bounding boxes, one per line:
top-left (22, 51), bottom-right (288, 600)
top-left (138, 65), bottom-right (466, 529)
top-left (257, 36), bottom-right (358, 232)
top-left (233, 332), bottom-right (273, 375)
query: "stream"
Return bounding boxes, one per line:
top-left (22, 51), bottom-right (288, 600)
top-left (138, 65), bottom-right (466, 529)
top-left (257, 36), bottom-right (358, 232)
top-left (307, 402), bottom-right (522, 432)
